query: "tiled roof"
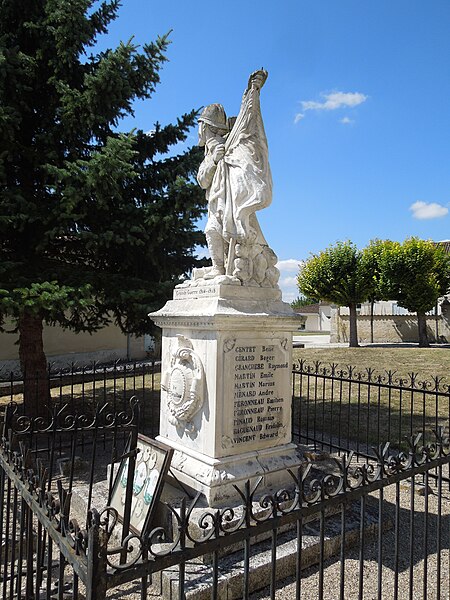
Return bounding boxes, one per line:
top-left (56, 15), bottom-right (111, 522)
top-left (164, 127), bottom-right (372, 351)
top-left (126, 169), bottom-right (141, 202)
top-left (293, 303), bottom-right (320, 314)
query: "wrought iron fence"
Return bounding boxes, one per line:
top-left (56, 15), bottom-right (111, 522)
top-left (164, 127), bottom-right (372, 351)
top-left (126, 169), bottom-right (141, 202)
top-left (0, 399), bottom-right (141, 600)
top-left (4, 358), bottom-right (447, 461)
top-left (0, 360), bottom-right (449, 598)
top-left (292, 359), bottom-right (450, 458)
top-left (0, 406), bottom-right (448, 599)
top-left (0, 359), bottom-right (161, 439)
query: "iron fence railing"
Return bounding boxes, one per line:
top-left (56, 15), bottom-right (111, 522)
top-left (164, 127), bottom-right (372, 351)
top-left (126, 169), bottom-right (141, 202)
top-left (3, 358), bottom-right (448, 461)
top-left (292, 359), bottom-right (450, 458)
top-left (0, 399), bottom-right (141, 600)
top-left (0, 359), bottom-right (161, 439)
top-left (0, 360), bottom-right (449, 598)
top-left (0, 408), bottom-right (448, 599)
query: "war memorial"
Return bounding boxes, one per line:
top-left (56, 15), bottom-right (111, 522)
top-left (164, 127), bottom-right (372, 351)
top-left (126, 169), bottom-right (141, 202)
top-left (0, 69), bottom-right (448, 600)
top-left (150, 69), bottom-right (302, 506)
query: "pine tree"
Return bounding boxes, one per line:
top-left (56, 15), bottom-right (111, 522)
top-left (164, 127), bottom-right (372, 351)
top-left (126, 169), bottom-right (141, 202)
top-left (0, 1), bottom-right (206, 415)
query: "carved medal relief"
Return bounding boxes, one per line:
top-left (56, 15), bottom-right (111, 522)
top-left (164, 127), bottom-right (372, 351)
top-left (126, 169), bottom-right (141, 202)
top-left (161, 335), bottom-right (205, 432)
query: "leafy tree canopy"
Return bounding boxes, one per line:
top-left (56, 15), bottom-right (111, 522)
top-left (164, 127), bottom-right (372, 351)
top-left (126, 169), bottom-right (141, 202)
top-left (298, 237), bottom-right (450, 348)
top-left (291, 295), bottom-right (318, 309)
top-left (0, 0), bottom-right (207, 340)
top-left (297, 241), bottom-right (375, 347)
top-left (297, 241), bottom-right (373, 307)
top-left (359, 239), bottom-right (394, 302)
top-left (0, 0), bottom-right (207, 414)
top-left (377, 238), bottom-right (450, 315)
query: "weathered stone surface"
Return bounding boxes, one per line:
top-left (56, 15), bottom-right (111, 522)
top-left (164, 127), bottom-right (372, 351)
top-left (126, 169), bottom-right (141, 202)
top-left (151, 285), bottom-right (301, 506)
top-left (193, 70), bottom-right (278, 289)
top-left (149, 71), bottom-right (302, 507)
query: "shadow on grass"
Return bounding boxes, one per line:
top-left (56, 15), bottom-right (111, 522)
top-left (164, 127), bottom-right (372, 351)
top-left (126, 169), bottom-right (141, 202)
top-left (2, 383), bottom-right (162, 440)
top-left (292, 393), bottom-right (449, 455)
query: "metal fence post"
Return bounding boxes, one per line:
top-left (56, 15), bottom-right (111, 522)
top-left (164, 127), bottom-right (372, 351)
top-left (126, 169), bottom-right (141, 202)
top-left (86, 514), bottom-right (108, 600)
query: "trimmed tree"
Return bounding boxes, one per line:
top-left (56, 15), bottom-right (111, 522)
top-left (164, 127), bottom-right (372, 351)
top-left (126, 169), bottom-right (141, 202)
top-left (0, 1), bottom-right (206, 415)
top-left (361, 239), bottom-right (395, 343)
top-left (377, 238), bottom-right (450, 347)
top-left (297, 241), bottom-right (373, 347)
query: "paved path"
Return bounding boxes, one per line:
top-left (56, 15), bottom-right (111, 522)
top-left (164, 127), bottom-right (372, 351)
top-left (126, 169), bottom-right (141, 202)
top-left (293, 334), bottom-right (345, 348)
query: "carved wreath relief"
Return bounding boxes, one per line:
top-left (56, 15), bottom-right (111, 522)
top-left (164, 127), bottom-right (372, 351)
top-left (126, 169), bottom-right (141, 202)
top-left (161, 336), bottom-right (205, 432)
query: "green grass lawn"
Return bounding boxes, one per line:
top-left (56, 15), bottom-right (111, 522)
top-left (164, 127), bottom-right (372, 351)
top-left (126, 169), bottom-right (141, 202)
top-left (293, 346), bottom-right (449, 383)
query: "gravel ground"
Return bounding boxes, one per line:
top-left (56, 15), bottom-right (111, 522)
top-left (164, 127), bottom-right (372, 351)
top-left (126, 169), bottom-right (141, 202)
top-left (251, 479), bottom-right (450, 600)
top-left (94, 469), bottom-right (450, 600)
top-left (35, 438), bottom-right (450, 600)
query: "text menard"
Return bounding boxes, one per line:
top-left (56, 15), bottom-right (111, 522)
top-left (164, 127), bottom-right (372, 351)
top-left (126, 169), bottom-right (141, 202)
top-left (228, 342), bottom-right (289, 445)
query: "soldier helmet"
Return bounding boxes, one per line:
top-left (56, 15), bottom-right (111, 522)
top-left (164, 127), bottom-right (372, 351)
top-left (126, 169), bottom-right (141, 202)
top-left (198, 104), bottom-right (228, 132)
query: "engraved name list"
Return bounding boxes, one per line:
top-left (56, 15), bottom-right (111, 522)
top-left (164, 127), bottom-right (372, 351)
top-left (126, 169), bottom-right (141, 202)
top-left (229, 342), bottom-right (289, 446)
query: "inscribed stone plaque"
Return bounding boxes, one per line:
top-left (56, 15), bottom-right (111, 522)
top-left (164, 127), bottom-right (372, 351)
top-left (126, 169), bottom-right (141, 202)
top-left (173, 286), bottom-right (219, 300)
top-left (221, 338), bottom-right (291, 455)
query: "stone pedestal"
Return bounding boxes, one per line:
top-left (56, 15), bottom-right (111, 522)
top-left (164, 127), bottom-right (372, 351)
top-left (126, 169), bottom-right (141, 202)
top-left (150, 283), bottom-right (302, 507)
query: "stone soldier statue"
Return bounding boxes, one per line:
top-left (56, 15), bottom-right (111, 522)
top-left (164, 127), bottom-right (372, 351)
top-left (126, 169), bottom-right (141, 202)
top-left (196, 70), bottom-right (279, 288)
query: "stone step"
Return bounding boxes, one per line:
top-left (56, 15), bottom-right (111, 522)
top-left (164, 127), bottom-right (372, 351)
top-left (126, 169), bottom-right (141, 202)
top-left (150, 499), bottom-right (387, 600)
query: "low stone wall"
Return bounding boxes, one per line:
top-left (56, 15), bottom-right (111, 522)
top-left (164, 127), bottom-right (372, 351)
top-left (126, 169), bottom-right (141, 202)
top-left (0, 323), bottom-right (148, 370)
top-left (331, 312), bottom-right (450, 344)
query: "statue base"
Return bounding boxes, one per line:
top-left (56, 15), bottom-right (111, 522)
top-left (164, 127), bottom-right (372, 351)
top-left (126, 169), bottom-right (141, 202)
top-left (157, 436), bottom-right (301, 507)
top-left (150, 283), bottom-right (303, 507)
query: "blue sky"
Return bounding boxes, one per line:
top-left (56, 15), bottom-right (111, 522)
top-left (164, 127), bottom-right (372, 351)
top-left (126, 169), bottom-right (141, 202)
top-left (101, 1), bottom-right (450, 301)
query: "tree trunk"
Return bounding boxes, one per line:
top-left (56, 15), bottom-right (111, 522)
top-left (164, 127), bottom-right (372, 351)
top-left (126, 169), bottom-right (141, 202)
top-left (417, 311), bottom-right (429, 348)
top-left (18, 311), bottom-right (49, 417)
top-left (370, 299), bottom-right (374, 344)
top-left (348, 303), bottom-right (359, 348)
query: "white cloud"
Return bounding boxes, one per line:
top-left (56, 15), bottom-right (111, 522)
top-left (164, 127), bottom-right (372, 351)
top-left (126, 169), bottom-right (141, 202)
top-left (282, 291), bottom-right (298, 303)
top-left (410, 201), bottom-right (448, 220)
top-left (302, 91), bottom-right (368, 111)
top-left (280, 276), bottom-right (298, 287)
top-left (340, 116), bottom-right (354, 125)
top-left (295, 91), bottom-right (367, 123)
top-left (277, 259), bottom-right (303, 302)
top-left (276, 258), bottom-right (303, 272)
